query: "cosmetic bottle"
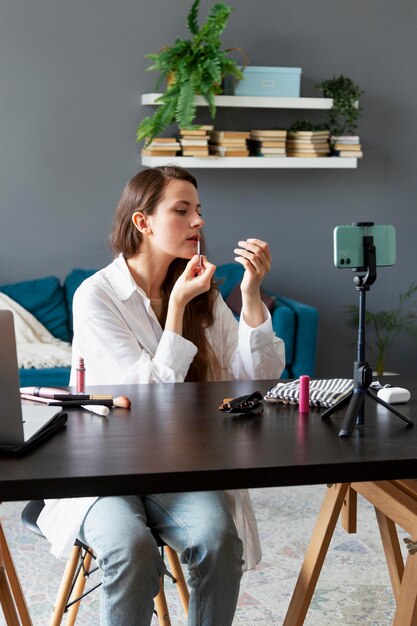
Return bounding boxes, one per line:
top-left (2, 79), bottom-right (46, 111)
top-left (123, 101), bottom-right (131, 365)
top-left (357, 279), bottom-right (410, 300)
top-left (77, 357), bottom-right (86, 394)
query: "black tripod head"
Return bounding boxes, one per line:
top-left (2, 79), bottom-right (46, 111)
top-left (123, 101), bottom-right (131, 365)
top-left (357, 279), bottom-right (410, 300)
top-left (351, 222), bottom-right (377, 290)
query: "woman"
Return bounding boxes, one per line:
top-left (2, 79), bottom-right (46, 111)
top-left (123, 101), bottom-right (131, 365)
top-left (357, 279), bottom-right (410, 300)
top-left (38, 165), bottom-right (285, 626)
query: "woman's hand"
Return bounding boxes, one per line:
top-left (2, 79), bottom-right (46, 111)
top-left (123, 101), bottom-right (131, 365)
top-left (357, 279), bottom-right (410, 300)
top-left (234, 238), bottom-right (271, 328)
top-left (165, 256), bottom-right (216, 335)
top-left (172, 255), bottom-right (216, 307)
top-left (234, 238), bottom-right (271, 296)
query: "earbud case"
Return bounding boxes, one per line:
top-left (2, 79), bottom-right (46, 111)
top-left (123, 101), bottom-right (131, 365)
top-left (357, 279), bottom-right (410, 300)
top-left (377, 387), bottom-right (411, 404)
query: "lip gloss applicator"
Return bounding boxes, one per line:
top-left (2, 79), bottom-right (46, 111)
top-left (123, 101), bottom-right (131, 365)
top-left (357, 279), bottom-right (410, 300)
top-left (197, 234), bottom-right (202, 270)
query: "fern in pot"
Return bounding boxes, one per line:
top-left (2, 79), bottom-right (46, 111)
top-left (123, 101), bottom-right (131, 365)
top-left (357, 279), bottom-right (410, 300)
top-left (136, 0), bottom-right (245, 144)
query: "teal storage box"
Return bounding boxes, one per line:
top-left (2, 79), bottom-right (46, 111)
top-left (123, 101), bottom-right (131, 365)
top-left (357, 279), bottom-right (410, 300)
top-left (233, 66), bottom-right (302, 97)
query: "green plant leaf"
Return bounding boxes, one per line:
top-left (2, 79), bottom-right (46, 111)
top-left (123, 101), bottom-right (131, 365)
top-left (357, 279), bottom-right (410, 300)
top-left (197, 3), bottom-right (232, 42)
top-left (136, 86), bottom-right (180, 144)
top-left (400, 281), bottom-right (417, 304)
top-left (136, 116), bottom-right (156, 143)
top-left (204, 90), bottom-right (216, 118)
top-left (187, 0), bottom-right (200, 36)
top-left (221, 58), bottom-right (244, 80)
top-left (176, 79), bottom-right (197, 129)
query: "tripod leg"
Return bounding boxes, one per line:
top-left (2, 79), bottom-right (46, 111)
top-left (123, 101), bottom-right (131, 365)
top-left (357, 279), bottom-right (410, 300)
top-left (321, 391), bottom-right (352, 420)
top-left (368, 390), bottom-right (414, 427)
top-left (357, 391), bottom-right (365, 425)
top-left (339, 391), bottom-right (365, 438)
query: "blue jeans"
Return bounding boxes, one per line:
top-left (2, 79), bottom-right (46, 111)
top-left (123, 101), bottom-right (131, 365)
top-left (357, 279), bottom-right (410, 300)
top-left (79, 492), bottom-right (244, 626)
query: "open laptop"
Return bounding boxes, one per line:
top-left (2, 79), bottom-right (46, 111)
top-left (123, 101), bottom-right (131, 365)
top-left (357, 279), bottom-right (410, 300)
top-left (0, 310), bottom-right (66, 450)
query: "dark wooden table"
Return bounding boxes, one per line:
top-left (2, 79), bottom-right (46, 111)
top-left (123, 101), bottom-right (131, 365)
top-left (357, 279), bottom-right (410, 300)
top-left (1, 376), bottom-right (417, 625)
top-left (1, 376), bottom-right (417, 501)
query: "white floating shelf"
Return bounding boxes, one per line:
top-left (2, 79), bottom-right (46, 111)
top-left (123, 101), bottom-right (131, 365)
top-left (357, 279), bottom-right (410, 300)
top-left (141, 93), bottom-right (334, 110)
top-left (141, 156), bottom-right (357, 169)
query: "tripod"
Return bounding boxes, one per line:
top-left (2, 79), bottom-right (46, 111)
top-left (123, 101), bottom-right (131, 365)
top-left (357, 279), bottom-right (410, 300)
top-left (322, 234), bottom-right (414, 438)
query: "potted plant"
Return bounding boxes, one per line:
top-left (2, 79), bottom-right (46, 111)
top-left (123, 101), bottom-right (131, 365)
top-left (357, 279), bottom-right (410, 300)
top-left (346, 283), bottom-right (417, 376)
top-left (316, 74), bottom-right (364, 136)
top-left (136, 0), bottom-right (245, 144)
top-left (315, 75), bottom-right (364, 158)
top-left (288, 121), bottom-right (329, 132)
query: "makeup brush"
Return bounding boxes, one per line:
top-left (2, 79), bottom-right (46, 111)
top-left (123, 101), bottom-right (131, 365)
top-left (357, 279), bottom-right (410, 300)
top-left (20, 393), bottom-right (132, 409)
top-left (113, 395), bottom-right (131, 409)
top-left (83, 396), bottom-right (133, 416)
top-left (82, 396), bottom-right (131, 412)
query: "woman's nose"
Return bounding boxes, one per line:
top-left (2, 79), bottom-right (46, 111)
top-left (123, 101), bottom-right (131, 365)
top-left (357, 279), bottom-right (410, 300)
top-left (192, 214), bottom-right (205, 228)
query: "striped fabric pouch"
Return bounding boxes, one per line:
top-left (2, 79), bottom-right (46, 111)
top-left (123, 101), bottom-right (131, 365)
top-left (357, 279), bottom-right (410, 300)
top-left (264, 378), bottom-right (354, 409)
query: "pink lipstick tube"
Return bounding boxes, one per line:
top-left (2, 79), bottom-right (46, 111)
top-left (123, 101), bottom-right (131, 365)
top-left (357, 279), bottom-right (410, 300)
top-left (299, 375), bottom-right (310, 413)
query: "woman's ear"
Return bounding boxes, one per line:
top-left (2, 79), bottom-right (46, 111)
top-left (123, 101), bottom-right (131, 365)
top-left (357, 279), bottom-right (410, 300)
top-left (132, 211), bottom-right (151, 234)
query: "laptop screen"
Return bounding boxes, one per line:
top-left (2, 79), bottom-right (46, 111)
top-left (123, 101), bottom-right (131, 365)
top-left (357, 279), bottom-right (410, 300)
top-left (0, 310), bottom-right (63, 446)
top-left (0, 310), bottom-right (26, 443)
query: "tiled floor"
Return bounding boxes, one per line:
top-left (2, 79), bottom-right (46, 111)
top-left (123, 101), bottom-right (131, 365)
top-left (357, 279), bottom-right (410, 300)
top-left (0, 484), bottom-right (406, 625)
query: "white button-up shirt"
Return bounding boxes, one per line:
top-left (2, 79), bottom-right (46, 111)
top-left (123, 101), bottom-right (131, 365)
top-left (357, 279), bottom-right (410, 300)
top-left (38, 255), bottom-right (285, 569)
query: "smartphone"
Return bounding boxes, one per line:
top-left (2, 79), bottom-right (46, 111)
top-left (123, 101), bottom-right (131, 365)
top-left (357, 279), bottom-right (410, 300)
top-left (333, 224), bottom-right (396, 268)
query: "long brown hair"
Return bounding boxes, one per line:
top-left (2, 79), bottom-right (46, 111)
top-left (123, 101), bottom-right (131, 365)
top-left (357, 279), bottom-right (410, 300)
top-left (111, 166), bottom-right (219, 381)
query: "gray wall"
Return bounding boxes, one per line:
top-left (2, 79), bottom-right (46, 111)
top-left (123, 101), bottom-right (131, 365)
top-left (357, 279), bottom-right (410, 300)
top-left (1, 0), bottom-right (416, 377)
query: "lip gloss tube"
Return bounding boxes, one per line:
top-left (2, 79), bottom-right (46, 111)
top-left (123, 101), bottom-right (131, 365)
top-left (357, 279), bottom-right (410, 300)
top-left (299, 375), bottom-right (310, 413)
top-left (77, 357), bottom-right (85, 394)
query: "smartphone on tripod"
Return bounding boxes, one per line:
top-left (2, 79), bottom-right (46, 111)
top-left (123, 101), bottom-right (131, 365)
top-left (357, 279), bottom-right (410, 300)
top-left (334, 223), bottom-right (396, 269)
top-left (326, 222), bottom-right (413, 438)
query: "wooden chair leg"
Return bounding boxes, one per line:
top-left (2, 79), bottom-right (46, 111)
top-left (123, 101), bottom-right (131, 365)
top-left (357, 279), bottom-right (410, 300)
top-left (49, 546), bottom-right (81, 626)
top-left (283, 483), bottom-right (350, 626)
top-left (0, 523), bottom-right (32, 626)
top-left (0, 573), bottom-right (21, 626)
top-left (0, 568), bottom-right (20, 624)
top-left (393, 526), bottom-right (417, 626)
top-left (46, 540), bottom-right (186, 626)
top-left (154, 577), bottom-right (171, 625)
top-left (65, 549), bottom-right (93, 626)
top-left (165, 546), bottom-right (189, 616)
top-left (375, 508), bottom-right (404, 602)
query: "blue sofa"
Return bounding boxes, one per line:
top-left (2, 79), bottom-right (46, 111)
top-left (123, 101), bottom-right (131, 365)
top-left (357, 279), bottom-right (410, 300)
top-left (0, 263), bottom-right (318, 386)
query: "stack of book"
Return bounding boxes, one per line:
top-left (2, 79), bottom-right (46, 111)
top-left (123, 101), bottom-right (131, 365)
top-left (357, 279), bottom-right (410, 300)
top-left (286, 130), bottom-right (330, 158)
top-left (141, 137), bottom-right (181, 157)
top-left (330, 136), bottom-right (363, 158)
top-left (179, 126), bottom-right (213, 157)
top-left (208, 131), bottom-right (250, 157)
top-left (247, 130), bottom-right (287, 157)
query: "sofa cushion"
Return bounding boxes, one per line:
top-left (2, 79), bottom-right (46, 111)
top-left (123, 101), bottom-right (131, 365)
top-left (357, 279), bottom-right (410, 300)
top-left (0, 276), bottom-right (70, 342)
top-left (64, 268), bottom-right (97, 336)
top-left (19, 366), bottom-right (71, 387)
top-left (214, 263), bottom-right (244, 299)
top-left (277, 295), bottom-right (318, 378)
top-left (272, 302), bottom-right (295, 365)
